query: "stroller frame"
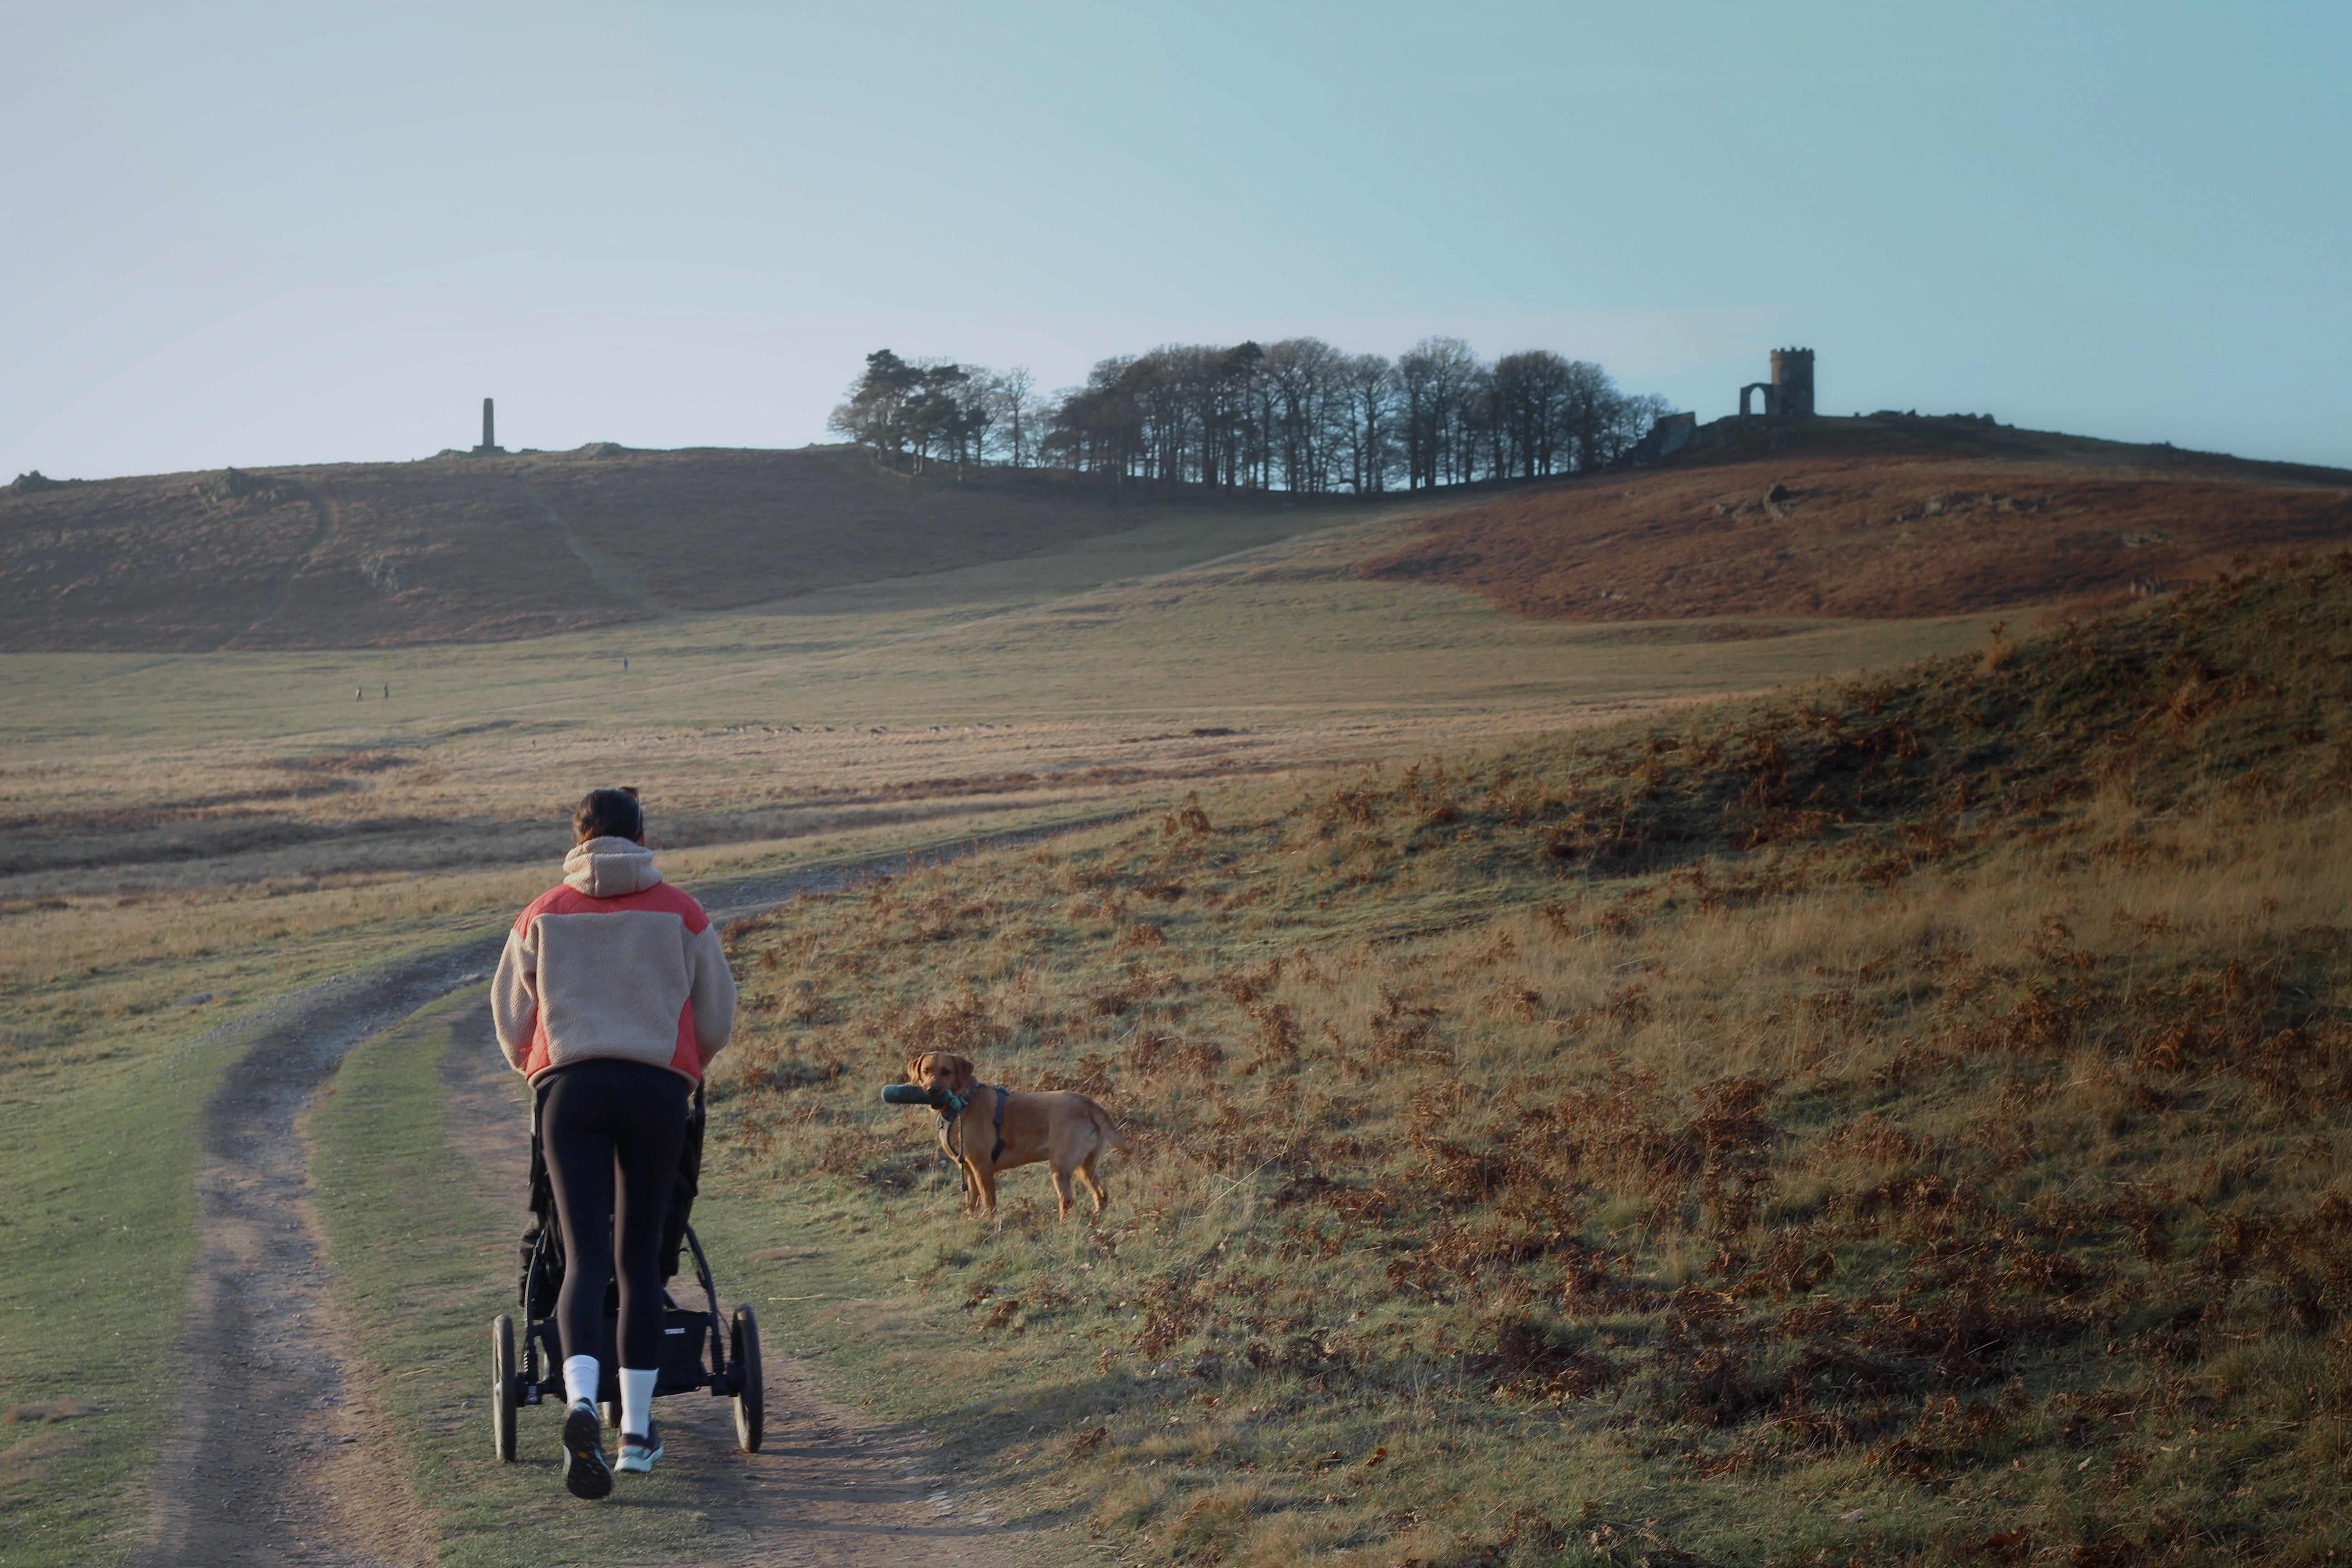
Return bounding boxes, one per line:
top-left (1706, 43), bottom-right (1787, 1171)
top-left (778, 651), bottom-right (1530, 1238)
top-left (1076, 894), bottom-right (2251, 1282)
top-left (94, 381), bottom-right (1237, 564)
top-left (490, 1078), bottom-right (763, 1460)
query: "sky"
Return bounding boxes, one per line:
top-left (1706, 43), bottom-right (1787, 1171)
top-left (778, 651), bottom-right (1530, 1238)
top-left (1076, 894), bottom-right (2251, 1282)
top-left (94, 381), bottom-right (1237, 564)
top-left (3, 0), bottom-right (2347, 480)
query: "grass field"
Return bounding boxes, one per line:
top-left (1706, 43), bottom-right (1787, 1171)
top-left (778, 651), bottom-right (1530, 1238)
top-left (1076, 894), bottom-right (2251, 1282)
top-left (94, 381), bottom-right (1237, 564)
top-left (695, 554), bottom-right (2352, 1564)
top-left (0, 502), bottom-right (1996, 908)
top-left (0, 495), bottom-right (2058, 1563)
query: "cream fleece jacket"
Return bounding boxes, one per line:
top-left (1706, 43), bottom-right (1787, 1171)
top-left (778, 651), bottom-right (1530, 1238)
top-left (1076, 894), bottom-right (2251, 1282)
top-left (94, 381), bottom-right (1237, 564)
top-left (491, 837), bottom-right (737, 1084)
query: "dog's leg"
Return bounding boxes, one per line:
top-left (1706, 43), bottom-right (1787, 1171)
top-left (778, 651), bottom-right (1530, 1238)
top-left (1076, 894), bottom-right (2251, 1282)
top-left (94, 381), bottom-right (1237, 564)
top-left (974, 1163), bottom-right (999, 1216)
top-left (1078, 1150), bottom-right (1110, 1214)
top-left (1049, 1164), bottom-right (1076, 1221)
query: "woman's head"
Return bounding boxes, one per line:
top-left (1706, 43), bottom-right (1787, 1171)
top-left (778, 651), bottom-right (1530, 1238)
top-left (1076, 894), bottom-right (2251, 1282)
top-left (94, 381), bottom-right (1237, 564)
top-left (573, 786), bottom-right (644, 845)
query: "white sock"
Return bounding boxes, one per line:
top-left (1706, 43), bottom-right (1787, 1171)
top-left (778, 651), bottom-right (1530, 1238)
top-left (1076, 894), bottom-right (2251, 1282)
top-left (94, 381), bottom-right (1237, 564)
top-left (620, 1367), bottom-right (657, 1438)
top-left (563, 1354), bottom-right (599, 1410)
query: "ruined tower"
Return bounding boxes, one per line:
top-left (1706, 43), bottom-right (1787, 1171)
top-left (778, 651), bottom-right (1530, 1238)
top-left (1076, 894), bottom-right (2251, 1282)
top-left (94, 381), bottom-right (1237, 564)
top-left (1739, 348), bottom-right (1816, 416)
top-left (1769, 349), bottom-right (1814, 415)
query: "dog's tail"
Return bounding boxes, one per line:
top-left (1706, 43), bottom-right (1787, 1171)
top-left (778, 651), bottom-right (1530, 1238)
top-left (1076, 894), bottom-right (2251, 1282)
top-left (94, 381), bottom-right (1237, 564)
top-left (1091, 1102), bottom-right (1128, 1154)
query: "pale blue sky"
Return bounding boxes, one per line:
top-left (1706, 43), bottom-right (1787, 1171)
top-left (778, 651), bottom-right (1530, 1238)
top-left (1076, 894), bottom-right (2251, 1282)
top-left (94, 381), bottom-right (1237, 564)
top-left (4, 0), bottom-right (2346, 479)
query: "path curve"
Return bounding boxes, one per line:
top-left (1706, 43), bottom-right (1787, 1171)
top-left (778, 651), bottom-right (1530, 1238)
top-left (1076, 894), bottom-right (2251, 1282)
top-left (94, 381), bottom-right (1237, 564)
top-left (140, 828), bottom-right (1095, 1564)
top-left (138, 944), bottom-right (501, 1566)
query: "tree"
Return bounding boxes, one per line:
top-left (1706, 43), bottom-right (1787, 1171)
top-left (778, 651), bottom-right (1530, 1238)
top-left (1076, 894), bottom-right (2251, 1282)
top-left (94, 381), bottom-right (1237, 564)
top-left (1043, 356), bottom-right (1143, 480)
top-left (1597, 391), bottom-right (1675, 469)
top-left (846, 335), bottom-right (1665, 494)
top-left (1493, 349), bottom-right (1576, 477)
top-left (1259, 337), bottom-right (1346, 494)
top-left (1209, 342), bottom-right (1264, 490)
top-left (826, 349), bottom-right (923, 456)
top-left (980, 366), bottom-right (1040, 468)
top-left (1339, 353), bottom-right (1397, 493)
top-left (1396, 337), bottom-right (1482, 490)
top-left (896, 362), bottom-right (974, 476)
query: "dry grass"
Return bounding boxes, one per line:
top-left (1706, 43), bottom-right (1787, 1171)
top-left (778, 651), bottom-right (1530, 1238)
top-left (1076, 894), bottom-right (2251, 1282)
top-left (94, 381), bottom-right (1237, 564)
top-left (0, 493), bottom-right (1995, 911)
top-left (0, 443), bottom-right (1394, 652)
top-left (705, 555), bottom-right (2352, 1566)
top-left (1363, 418), bottom-right (2352, 624)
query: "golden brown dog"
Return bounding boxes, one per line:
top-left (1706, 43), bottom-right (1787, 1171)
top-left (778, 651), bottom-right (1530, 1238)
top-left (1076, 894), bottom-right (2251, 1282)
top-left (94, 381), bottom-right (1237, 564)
top-left (902, 1051), bottom-right (1126, 1220)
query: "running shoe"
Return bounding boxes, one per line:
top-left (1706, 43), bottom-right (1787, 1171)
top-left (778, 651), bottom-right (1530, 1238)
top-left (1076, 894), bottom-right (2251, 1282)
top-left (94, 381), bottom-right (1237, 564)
top-left (562, 1400), bottom-right (612, 1499)
top-left (617, 1421), bottom-right (664, 1475)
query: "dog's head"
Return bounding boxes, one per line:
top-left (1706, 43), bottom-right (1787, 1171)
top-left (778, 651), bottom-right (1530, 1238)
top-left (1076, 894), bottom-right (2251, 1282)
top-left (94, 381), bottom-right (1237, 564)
top-left (905, 1051), bottom-right (976, 1099)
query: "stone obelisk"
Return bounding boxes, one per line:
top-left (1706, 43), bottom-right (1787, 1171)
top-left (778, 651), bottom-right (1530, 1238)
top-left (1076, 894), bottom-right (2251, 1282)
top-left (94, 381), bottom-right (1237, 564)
top-left (479, 397), bottom-right (496, 454)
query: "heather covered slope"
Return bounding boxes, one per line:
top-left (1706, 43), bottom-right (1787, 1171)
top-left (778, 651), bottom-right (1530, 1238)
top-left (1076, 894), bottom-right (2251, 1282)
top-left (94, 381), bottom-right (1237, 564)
top-left (707, 554), bottom-right (2352, 1566)
top-left (0, 446), bottom-right (1257, 652)
top-left (1362, 415), bottom-right (2352, 625)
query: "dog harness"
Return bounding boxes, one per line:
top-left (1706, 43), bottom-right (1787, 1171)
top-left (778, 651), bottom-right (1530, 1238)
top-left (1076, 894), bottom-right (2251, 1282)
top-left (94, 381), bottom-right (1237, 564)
top-left (935, 1084), bottom-right (1009, 1164)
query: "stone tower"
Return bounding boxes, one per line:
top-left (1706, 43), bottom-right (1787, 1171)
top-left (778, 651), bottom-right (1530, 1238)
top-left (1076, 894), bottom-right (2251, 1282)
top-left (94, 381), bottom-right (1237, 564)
top-left (1740, 349), bottom-right (1816, 416)
top-left (1769, 349), bottom-right (1814, 415)
top-left (477, 397), bottom-right (497, 454)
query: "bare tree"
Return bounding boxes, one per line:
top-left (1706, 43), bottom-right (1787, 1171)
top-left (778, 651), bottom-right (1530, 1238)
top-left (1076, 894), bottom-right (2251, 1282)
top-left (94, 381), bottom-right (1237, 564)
top-left (1494, 350), bottom-right (1578, 477)
top-left (1043, 356), bottom-right (1144, 480)
top-left (858, 334), bottom-right (1665, 495)
top-left (1339, 353), bottom-right (1397, 492)
top-left (1260, 337), bottom-right (1348, 494)
top-left (1397, 337), bottom-right (1482, 489)
top-left (1596, 390), bottom-right (1675, 468)
top-left (980, 366), bottom-right (1040, 468)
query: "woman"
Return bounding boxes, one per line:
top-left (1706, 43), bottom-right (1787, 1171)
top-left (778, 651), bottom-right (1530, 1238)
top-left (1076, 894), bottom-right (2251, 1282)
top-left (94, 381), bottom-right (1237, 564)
top-left (493, 787), bottom-right (737, 1499)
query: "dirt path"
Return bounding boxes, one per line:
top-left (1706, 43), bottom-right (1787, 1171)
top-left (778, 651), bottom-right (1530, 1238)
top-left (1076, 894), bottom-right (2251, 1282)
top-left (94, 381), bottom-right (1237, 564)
top-left (142, 838), bottom-right (1054, 1566)
top-left (514, 467), bottom-right (669, 617)
top-left (236, 478), bottom-right (341, 643)
top-left (137, 945), bottom-right (501, 1567)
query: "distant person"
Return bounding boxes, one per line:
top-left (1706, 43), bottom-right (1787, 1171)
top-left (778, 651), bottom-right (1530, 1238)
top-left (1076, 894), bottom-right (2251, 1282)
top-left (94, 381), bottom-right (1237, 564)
top-left (492, 787), bottom-right (738, 1498)
top-left (622, 656), bottom-right (629, 671)
top-left (356, 687), bottom-right (363, 701)
top-left (383, 682), bottom-right (389, 700)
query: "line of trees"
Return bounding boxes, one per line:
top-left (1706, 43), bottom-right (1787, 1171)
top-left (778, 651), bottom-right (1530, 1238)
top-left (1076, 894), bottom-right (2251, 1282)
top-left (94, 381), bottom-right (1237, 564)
top-left (826, 338), bottom-right (1670, 494)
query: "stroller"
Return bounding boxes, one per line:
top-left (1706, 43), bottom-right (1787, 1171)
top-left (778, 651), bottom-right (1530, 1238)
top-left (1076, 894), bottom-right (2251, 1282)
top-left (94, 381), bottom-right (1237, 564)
top-left (490, 1082), bottom-right (764, 1460)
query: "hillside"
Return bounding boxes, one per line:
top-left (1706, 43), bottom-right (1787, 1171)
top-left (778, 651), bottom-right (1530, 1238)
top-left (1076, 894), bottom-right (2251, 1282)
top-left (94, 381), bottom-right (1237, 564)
top-left (708, 551), bottom-right (2352, 1565)
top-left (1363, 413), bottom-right (2352, 624)
top-left (0, 446), bottom-right (1235, 652)
top-left (14, 418), bottom-right (2347, 657)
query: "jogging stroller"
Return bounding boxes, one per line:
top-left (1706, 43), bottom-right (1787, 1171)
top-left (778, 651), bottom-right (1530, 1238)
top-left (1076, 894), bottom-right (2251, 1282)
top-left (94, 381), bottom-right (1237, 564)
top-left (489, 1082), bottom-right (763, 1460)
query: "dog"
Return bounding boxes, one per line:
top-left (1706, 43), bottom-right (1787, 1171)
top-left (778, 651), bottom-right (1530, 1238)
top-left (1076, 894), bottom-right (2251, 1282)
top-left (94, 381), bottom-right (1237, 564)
top-left (902, 1051), bottom-right (1126, 1220)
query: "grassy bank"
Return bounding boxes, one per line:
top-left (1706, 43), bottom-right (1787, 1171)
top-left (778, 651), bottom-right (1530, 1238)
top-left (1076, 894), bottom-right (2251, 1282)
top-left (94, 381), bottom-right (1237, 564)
top-left (705, 555), bottom-right (2352, 1565)
top-left (0, 905), bottom-right (514, 1567)
top-left (0, 1003), bottom-right (243, 1566)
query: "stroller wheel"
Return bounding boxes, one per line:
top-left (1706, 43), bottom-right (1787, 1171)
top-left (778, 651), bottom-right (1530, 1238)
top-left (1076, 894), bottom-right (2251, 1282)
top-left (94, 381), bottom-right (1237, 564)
top-left (490, 1315), bottom-right (519, 1463)
top-left (730, 1304), bottom-right (764, 1453)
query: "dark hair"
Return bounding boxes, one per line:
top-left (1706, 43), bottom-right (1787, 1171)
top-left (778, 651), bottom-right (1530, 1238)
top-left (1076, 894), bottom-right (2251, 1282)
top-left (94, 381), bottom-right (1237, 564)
top-left (573, 786), bottom-right (643, 845)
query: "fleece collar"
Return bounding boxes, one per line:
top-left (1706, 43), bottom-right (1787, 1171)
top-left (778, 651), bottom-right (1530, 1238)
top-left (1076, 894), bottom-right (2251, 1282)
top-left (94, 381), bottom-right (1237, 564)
top-left (562, 836), bottom-right (664, 898)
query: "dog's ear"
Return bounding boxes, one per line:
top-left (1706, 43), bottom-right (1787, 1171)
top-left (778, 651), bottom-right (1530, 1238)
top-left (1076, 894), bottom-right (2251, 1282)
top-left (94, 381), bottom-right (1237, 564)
top-left (946, 1054), bottom-right (975, 1093)
top-left (905, 1055), bottom-right (926, 1083)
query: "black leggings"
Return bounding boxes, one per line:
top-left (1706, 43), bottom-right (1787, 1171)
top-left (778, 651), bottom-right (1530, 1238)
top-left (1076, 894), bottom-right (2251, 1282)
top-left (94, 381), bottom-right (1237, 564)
top-left (541, 1058), bottom-right (689, 1372)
